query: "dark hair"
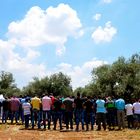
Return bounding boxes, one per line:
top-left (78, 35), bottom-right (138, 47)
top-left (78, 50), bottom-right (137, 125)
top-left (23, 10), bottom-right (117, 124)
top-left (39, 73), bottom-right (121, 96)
top-left (77, 92), bottom-right (80, 97)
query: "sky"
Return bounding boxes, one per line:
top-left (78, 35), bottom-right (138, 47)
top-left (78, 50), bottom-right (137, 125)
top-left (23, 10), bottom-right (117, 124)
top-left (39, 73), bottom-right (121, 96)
top-left (0, 0), bottom-right (140, 89)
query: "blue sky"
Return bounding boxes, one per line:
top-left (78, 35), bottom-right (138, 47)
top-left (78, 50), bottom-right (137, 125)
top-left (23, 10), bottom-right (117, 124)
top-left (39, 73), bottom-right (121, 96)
top-left (0, 0), bottom-right (140, 89)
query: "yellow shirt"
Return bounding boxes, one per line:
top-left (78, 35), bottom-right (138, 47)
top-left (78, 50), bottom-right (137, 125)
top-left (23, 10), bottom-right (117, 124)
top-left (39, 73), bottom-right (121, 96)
top-left (31, 97), bottom-right (41, 110)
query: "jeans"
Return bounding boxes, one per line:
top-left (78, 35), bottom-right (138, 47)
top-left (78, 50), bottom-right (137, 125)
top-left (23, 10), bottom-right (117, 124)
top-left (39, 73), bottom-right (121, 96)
top-left (53, 111), bottom-right (62, 130)
top-left (65, 111), bottom-right (73, 129)
top-left (96, 113), bottom-right (106, 130)
top-left (43, 110), bottom-right (51, 129)
top-left (85, 111), bottom-right (95, 130)
top-left (31, 109), bottom-right (41, 129)
top-left (2, 110), bottom-right (9, 123)
top-left (24, 114), bottom-right (30, 128)
top-left (107, 109), bottom-right (115, 128)
top-left (11, 110), bottom-right (19, 123)
top-left (117, 110), bottom-right (125, 129)
top-left (75, 109), bottom-right (84, 130)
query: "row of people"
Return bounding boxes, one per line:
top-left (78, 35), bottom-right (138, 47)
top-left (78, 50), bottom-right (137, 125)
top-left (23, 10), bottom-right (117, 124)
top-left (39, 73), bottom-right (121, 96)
top-left (0, 93), bottom-right (140, 131)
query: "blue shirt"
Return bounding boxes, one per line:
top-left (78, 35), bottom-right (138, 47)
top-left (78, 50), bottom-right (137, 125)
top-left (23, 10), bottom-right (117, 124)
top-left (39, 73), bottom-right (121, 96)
top-left (96, 99), bottom-right (106, 113)
top-left (115, 98), bottom-right (125, 110)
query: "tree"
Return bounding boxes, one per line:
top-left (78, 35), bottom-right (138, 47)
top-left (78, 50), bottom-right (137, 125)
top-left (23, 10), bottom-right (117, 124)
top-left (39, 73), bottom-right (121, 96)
top-left (90, 53), bottom-right (140, 99)
top-left (0, 71), bottom-right (20, 97)
top-left (22, 72), bottom-right (72, 97)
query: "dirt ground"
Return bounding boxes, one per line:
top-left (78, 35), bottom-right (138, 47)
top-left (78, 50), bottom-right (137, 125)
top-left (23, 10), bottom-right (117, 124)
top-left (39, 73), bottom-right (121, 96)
top-left (0, 124), bottom-right (140, 140)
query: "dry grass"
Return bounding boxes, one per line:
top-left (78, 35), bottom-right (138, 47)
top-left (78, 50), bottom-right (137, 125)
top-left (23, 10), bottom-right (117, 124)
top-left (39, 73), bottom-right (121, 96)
top-left (0, 124), bottom-right (140, 140)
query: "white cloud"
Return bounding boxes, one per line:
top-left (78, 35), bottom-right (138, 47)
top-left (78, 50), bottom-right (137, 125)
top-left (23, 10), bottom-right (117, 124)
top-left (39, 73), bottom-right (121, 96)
top-left (0, 39), bottom-right (47, 88)
top-left (0, 38), bottom-right (108, 89)
top-left (91, 21), bottom-right (117, 44)
top-left (56, 58), bottom-right (108, 89)
top-left (103, 0), bottom-right (112, 3)
top-left (7, 4), bottom-right (83, 56)
top-left (93, 13), bottom-right (101, 21)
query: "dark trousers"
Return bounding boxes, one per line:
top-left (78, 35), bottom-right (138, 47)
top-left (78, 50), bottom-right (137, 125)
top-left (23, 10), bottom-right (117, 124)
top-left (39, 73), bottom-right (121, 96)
top-left (127, 115), bottom-right (134, 128)
top-left (24, 114), bottom-right (30, 128)
top-left (96, 113), bottom-right (106, 130)
top-left (75, 109), bottom-right (84, 130)
top-left (107, 109), bottom-right (115, 128)
top-left (43, 110), bottom-right (51, 129)
top-left (85, 112), bottom-right (95, 130)
top-left (65, 111), bottom-right (73, 129)
top-left (53, 111), bottom-right (62, 130)
top-left (31, 109), bottom-right (41, 129)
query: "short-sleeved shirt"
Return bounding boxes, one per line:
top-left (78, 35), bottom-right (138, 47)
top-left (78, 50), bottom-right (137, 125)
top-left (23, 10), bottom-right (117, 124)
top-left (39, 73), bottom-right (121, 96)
top-left (133, 102), bottom-right (140, 114)
top-left (84, 99), bottom-right (93, 113)
top-left (42, 96), bottom-right (52, 111)
top-left (96, 99), bottom-right (106, 113)
top-left (31, 97), bottom-right (41, 110)
top-left (10, 97), bottom-right (20, 111)
top-left (125, 103), bottom-right (133, 116)
top-left (74, 97), bottom-right (83, 110)
top-left (115, 98), bottom-right (125, 110)
top-left (22, 102), bottom-right (31, 115)
top-left (63, 97), bottom-right (73, 112)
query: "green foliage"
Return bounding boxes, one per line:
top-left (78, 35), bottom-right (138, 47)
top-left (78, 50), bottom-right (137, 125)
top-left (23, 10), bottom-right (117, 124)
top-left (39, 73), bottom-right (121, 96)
top-left (79, 53), bottom-right (140, 100)
top-left (0, 71), bottom-right (20, 97)
top-left (22, 72), bottom-right (72, 97)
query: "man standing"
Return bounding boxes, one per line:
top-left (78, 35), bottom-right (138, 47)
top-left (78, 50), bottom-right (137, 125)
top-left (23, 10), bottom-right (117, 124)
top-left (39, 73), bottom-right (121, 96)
top-left (53, 98), bottom-right (62, 130)
top-left (10, 96), bottom-right (20, 124)
top-left (96, 96), bottom-right (106, 131)
top-left (22, 98), bottom-right (31, 129)
top-left (115, 96), bottom-right (125, 130)
top-left (31, 95), bottom-right (41, 129)
top-left (133, 99), bottom-right (140, 129)
top-left (74, 92), bottom-right (84, 131)
top-left (83, 96), bottom-right (94, 131)
top-left (42, 93), bottom-right (52, 130)
top-left (63, 96), bottom-right (74, 130)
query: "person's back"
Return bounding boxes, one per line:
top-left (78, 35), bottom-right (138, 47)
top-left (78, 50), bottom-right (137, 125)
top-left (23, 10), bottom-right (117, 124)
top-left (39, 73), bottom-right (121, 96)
top-left (133, 101), bottom-right (140, 114)
top-left (125, 103), bottom-right (133, 116)
top-left (2, 99), bottom-right (10, 111)
top-left (96, 99), bottom-right (106, 113)
top-left (10, 97), bottom-right (20, 112)
top-left (74, 97), bottom-right (83, 110)
top-left (115, 98), bottom-right (125, 110)
top-left (42, 95), bottom-right (52, 111)
top-left (31, 96), bottom-right (41, 110)
top-left (22, 101), bottom-right (31, 115)
top-left (63, 97), bottom-right (73, 112)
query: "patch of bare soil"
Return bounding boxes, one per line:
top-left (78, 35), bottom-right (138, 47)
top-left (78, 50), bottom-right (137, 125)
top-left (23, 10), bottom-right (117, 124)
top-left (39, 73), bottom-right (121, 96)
top-left (0, 124), bottom-right (140, 140)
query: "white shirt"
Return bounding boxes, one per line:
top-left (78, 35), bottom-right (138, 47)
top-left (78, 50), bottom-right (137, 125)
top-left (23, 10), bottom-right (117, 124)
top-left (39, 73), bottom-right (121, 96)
top-left (125, 103), bottom-right (133, 116)
top-left (133, 102), bottom-right (140, 114)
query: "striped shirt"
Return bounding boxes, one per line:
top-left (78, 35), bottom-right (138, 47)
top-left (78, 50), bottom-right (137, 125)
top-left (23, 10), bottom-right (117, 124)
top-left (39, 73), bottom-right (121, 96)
top-left (22, 102), bottom-right (31, 115)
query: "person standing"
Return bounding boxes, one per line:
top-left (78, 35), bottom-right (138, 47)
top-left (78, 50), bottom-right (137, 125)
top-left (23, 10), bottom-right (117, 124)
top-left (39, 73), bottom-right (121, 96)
top-left (74, 92), bottom-right (84, 131)
top-left (42, 93), bottom-right (52, 130)
top-left (83, 96), bottom-right (94, 131)
top-left (133, 99), bottom-right (140, 129)
top-left (31, 95), bottom-right (41, 129)
top-left (106, 96), bottom-right (116, 130)
top-left (2, 97), bottom-right (10, 123)
top-left (22, 98), bottom-right (31, 129)
top-left (10, 96), bottom-right (20, 124)
top-left (53, 98), bottom-right (62, 130)
top-left (63, 96), bottom-right (74, 130)
top-left (125, 100), bottom-right (134, 129)
top-left (95, 96), bottom-right (106, 131)
top-left (115, 97), bottom-right (125, 130)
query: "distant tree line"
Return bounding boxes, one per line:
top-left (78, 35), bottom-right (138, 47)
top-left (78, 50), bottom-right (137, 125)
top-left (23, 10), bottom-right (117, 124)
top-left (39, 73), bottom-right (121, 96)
top-left (1, 53), bottom-right (140, 100)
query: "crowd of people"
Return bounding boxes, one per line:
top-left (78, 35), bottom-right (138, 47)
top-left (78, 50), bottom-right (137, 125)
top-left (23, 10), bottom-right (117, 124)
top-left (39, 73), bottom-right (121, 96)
top-left (0, 92), bottom-right (140, 131)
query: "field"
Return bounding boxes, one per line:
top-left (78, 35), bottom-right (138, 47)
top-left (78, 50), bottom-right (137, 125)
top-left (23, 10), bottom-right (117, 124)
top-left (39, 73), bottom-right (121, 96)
top-left (0, 124), bottom-right (140, 140)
